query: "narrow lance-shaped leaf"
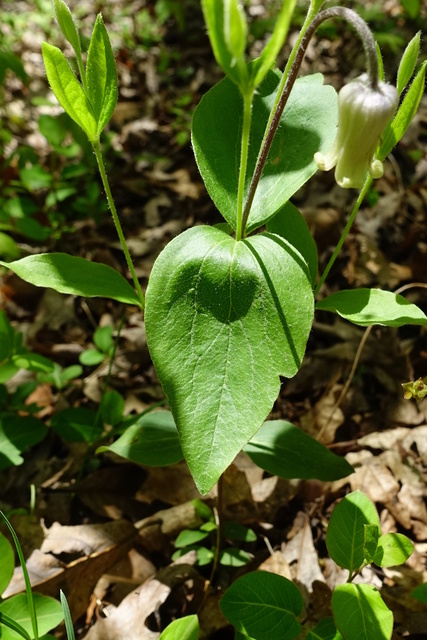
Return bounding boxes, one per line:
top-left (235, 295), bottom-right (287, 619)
top-left (86, 13), bottom-right (118, 136)
top-left (53, 0), bottom-right (81, 58)
top-left (396, 31), bottom-right (421, 96)
top-left (250, 0), bottom-right (297, 88)
top-left (0, 254), bottom-right (141, 307)
top-left (379, 60), bottom-right (426, 161)
top-left (42, 43), bottom-right (98, 142)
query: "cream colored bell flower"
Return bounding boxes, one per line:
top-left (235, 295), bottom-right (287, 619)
top-left (314, 74), bottom-right (398, 188)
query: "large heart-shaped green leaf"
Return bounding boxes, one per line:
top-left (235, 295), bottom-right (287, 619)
top-left (192, 72), bottom-right (337, 234)
top-left (145, 226), bottom-right (313, 494)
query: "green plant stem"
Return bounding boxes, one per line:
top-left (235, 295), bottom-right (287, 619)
top-left (314, 176), bottom-right (372, 296)
top-left (241, 6), bottom-right (379, 237)
top-left (236, 92), bottom-right (253, 241)
top-left (92, 141), bottom-right (145, 309)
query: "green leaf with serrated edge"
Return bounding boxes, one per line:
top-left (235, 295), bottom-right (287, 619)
top-left (192, 72), bottom-right (337, 234)
top-left (159, 615), bottom-right (199, 640)
top-left (50, 408), bottom-right (101, 443)
top-left (244, 420), bottom-right (353, 481)
top-left (98, 411), bottom-right (183, 467)
top-left (316, 289), bottom-right (427, 327)
top-left (250, 0), bottom-right (297, 88)
top-left (201, 0), bottom-right (248, 89)
top-left (306, 617), bottom-right (343, 640)
top-left (373, 532), bottom-right (414, 567)
top-left (364, 524), bottom-right (380, 565)
top-left (411, 582), bottom-right (427, 605)
top-left (0, 612), bottom-right (31, 640)
top-left (379, 60), bottom-right (426, 161)
top-left (220, 572), bottom-right (303, 640)
top-left (0, 416), bottom-right (47, 470)
top-left (0, 254), bottom-right (140, 306)
top-left (396, 32), bottom-right (421, 96)
top-left (86, 14), bottom-right (118, 136)
top-left (267, 202), bottom-right (318, 286)
top-left (145, 226), bottom-right (313, 494)
top-left (0, 593), bottom-right (63, 640)
top-left (326, 491), bottom-right (380, 573)
top-left (53, 0), bottom-right (81, 57)
top-left (41, 43), bottom-right (98, 142)
top-left (332, 584), bottom-right (393, 640)
top-left (0, 534), bottom-right (14, 596)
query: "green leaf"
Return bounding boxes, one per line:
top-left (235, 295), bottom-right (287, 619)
top-left (219, 547), bottom-right (251, 567)
top-left (267, 202), bottom-right (318, 286)
top-left (38, 114), bottom-right (67, 147)
top-left (79, 349), bottom-right (104, 366)
top-left (201, 0), bottom-right (248, 89)
top-left (0, 612), bottom-right (31, 640)
top-left (192, 71), bottom-right (337, 233)
top-left (332, 584), bottom-right (393, 640)
top-left (98, 411), bottom-right (183, 467)
top-left (220, 572), bottom-right (303, 640)
top-left (0, 416), bottom-right (48, 470)
top-left (53, 0), bottom-right (81, 58)
top-left (192, 500), bottom-right (214, 522)
top-left (0, 593), bottom-right (63, 640)
top-left (41, 43), bottom-right (98, 142)
top-left (0, 232), bottom-right (21, 261)
top-left (223, 0), bottom-right (247, 60)
top-left (159, 615), bottom-right (199, 640)
top-left (396, 32), bottom-right (421, 96)
top-left (306, 618), bottom-right (343, 640)
top-left (379, 60), bottom-right (426, 161)
top-left (222, 521), bottom-right (256, 542)
top-left (411, 582), bottom-right (427, 605)
top-left (94, 325), bottom-right (114, 353)
top-left (400, 0), bottom-right (421, 19)
top-left (363, 524), bottom-right (380, 565)
top-left (100, 390), bottom-right (124, 426)
top-left (12, 350), bottom-right (55, 374)
top-left (86, 14), bottom-right (118, 137)
top-left (0, 311), bottom-right (15, 364)
top-left (175, 529), bottom-right (210, 548)
top-left (316, 289), bottom-right (427, 327)
top-left (145, 226), bottom-right (313, 494)
top-left (0, 254), bottom-right (141, 306)
top-left (50, 408), bottom-right (101, 443)
top-left (60, 591), bottom-right (75, 640)
top-left (326, 491), bottom-right (380, 573)
top-left (0, 533), bottom-right (15, 596)
top-left (373, 533), bottom-right (414, 567)
top-left (244, 420), bottom-right (353, 481)
top-left (250, 0), bottom-right (297, 88)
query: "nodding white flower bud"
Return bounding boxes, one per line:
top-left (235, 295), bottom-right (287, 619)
top-left (314, 74), bottom-right (398, 188)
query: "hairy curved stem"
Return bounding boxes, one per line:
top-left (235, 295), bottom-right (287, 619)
top-left (241, 7), bottom-right (378, 237)
top-left (236, 91), bottom-right (253, 241)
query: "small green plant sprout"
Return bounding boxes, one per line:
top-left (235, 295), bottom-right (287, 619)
top-left (37, 362), bottom-right (83, 391)
top-left (79, 325), bottom-right (115, 366)
top-left (0, 512), bottom-right (63, 640)
top-left (172, 500), bottom-right (256, 568)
